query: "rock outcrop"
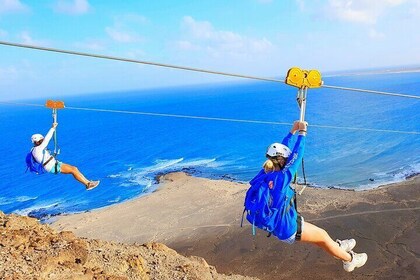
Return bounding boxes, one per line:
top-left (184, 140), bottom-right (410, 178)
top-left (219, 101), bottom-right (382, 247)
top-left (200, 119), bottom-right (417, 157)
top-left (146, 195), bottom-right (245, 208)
top-left (0, 211), bottom-right (254, 280)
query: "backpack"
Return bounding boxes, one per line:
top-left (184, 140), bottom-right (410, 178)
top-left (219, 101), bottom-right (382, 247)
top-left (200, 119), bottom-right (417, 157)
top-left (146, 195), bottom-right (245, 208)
top-left (242, 169), bottom-right (298, 239)
top-left (25, 149), bottom-right (46, 175)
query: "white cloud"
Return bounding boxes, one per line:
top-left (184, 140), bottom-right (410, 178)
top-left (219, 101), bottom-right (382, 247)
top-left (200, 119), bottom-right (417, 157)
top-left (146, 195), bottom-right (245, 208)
top-left (178, 16), bottom-right (274, 58)
top-left (17, 31), bottom-right (49, 46)
top-left (105, 26), bottom-right (142, 43)
top-left (408, 0), bottom-right (420, 17)
top-left (19, 31), bottom-right (36, 44)
top-left (54, 0), bottom-right (90, 15)
top-left (174, 40), bottom-right (200, 51)
top-left (0, 0), bottom-right (28, 14)
top-left (182, 16), bottom-right (213, 40)
top-left (326, 0), bottom-right (408, 25)
top-left (105, 14), bottom-right (147, 43)
top-left (0, 65), bottom-right (17, 75)
top-left (125, 49), bottom-right (146, 59)
top-left (73, 39), bottom-right (105, 51)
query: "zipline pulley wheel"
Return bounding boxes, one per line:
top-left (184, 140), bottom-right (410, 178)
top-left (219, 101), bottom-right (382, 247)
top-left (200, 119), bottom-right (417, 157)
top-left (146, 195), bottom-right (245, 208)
top-left (285, 67), bottom-right (323, 122)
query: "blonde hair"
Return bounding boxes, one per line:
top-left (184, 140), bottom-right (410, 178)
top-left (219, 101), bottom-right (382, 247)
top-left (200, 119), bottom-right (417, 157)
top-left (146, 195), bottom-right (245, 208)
top-left (263, 156), bottom-right (287, 173)
top-left (263, 158), bottom-right (276, 173)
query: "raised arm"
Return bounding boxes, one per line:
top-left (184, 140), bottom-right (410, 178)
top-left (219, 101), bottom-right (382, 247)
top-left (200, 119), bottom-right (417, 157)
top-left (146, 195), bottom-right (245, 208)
top-left (38, 123), bottom-right (57, 150)
top-left (281, 121), bottom-right (300, 148)
top-left (282, 121), bottom-right (307, 179)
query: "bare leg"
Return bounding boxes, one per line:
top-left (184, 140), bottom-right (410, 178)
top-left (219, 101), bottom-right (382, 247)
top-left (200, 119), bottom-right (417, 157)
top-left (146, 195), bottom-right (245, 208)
top-left (300, 221), bottom-right (351, 262)
top-left (60, 163), bottom-right (89, 187)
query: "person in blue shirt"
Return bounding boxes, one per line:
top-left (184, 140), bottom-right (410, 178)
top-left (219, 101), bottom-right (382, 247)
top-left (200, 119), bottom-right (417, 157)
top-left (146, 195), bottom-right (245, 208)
top-left (258, 120), bottom-right (367, 272)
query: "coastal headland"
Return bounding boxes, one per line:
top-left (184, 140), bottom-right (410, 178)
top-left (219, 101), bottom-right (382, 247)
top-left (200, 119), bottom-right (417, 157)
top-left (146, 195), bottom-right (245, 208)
top-left (51, 172), bottom-right (420, 279)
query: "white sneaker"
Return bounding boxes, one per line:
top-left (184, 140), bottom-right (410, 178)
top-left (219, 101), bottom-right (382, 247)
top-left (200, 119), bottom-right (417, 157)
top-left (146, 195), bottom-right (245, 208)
top-left (337, 239), bottom-right (356, 252)
top-left (343, 251), bottom-right (368, 272)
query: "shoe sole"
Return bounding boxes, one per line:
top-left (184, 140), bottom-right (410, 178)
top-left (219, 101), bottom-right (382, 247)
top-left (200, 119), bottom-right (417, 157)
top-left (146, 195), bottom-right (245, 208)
top-left (86, 181), bottom-right (100, 191)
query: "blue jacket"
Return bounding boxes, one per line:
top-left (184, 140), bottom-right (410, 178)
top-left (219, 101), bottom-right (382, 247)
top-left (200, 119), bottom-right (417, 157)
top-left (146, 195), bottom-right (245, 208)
top-left (249, 132), bottom-right (306, 240)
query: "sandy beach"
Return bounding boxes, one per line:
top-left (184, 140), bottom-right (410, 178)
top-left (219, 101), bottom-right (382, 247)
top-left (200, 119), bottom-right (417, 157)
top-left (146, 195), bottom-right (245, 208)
top-left (52, 172), bottom-right (420, 279)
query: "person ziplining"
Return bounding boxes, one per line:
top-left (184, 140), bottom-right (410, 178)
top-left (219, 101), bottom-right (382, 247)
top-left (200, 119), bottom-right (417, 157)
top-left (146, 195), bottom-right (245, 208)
top-left (26, 100), bottom-right (100, 190)
top-left (242, 68), bottom-right (367, 272)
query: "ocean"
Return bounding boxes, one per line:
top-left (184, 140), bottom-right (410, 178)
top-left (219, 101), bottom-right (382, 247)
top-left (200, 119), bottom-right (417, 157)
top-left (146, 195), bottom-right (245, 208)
top-left (0, 72), bottom-right (419, 220)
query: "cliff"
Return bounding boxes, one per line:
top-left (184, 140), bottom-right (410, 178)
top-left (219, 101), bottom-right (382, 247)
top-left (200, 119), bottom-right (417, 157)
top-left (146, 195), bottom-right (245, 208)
top-left (0, 211), bottom-right (255, 280)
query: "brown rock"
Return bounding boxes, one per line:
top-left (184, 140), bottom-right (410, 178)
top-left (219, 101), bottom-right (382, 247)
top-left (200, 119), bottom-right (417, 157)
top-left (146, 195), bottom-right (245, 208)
top-left (0, 211), bottom-right (252, 279)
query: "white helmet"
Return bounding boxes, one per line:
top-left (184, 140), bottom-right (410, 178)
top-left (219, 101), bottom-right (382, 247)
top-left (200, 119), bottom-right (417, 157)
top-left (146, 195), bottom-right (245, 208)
top-left (266, 143), bottom-right (291, 158)
top-left (31, 134), bottom-right (44, 143)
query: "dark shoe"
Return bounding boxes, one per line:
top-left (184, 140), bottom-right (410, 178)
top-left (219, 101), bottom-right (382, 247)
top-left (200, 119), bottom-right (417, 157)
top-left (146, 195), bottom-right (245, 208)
top-left (86, 180), bottom-right (100, 190)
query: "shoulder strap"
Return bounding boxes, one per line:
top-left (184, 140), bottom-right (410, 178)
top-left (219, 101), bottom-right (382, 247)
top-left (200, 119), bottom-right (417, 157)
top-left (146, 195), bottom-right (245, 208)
top-left (33, 147), bottom-right (48, 165)
top-left (42, 156), bottom-right (55, 167)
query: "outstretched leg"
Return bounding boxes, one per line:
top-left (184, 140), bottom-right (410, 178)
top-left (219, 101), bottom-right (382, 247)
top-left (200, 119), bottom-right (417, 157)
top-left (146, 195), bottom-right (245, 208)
top-left (300, 221), bottom-right (351, 261)
top-left (60, 163), bottom-right (89, 187)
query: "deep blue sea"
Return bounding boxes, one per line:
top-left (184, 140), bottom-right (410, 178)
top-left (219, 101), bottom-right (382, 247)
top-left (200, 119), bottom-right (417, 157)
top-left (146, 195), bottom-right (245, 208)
top-left (0, 72), bottom-right (419, 220)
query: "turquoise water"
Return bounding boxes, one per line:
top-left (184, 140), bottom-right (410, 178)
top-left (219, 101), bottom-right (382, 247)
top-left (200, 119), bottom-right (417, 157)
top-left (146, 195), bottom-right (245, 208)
top-left (0, 72), bottom-right (419, 219)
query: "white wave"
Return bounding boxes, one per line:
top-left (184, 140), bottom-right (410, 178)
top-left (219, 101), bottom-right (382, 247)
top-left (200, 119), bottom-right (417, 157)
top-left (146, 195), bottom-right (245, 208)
top-left (149, 158), bottom-right (184, 172)
top-left (0, 196), bottom-right (37, 206)
top-left (372, 171), bottom-right (387, 176)
top-left (16, 196), bottom-right (37, 202)
top-left (120, 177), bottom-right (153, 188)
top-left (116, 158), bottom-right (185, 187)
top-left (338, 163), bottom-right (420, 191)
top-left (107, 196), bottom-right (121, 203)
top-left (179, 158), bottom-right (234, 169)
top-left (110, 157), bottom-right (232, 188)
top-left (234, 165), bottom-right (249, 170)
top-left (14, 200), bottom-right (63, 216)
top-left (356, 178), bottom-right (402, 191)
top-left (392, 163), bottom-right (420, 180)
top-left (177, 158), bottom-right (216, 167)
top-left (0, 197), bottom-right (14, 205)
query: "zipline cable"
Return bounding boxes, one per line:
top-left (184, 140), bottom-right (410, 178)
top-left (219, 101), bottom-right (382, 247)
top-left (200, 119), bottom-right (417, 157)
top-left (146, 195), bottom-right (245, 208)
top-left (322, 85), bottom-right (419, 99)
top-left (0, 41), bottom-right (419, 100)
top-left (323, 67), bottom-right (420, 78)
top-left (1, 101), bottom-right (419, 135)
top-left (0, 41), bottom-right (281, 83)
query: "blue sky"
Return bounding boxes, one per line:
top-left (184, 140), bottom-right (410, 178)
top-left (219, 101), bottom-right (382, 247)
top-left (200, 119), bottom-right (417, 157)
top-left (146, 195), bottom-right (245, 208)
top-left (0, 0), bottom-right (419, 100)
